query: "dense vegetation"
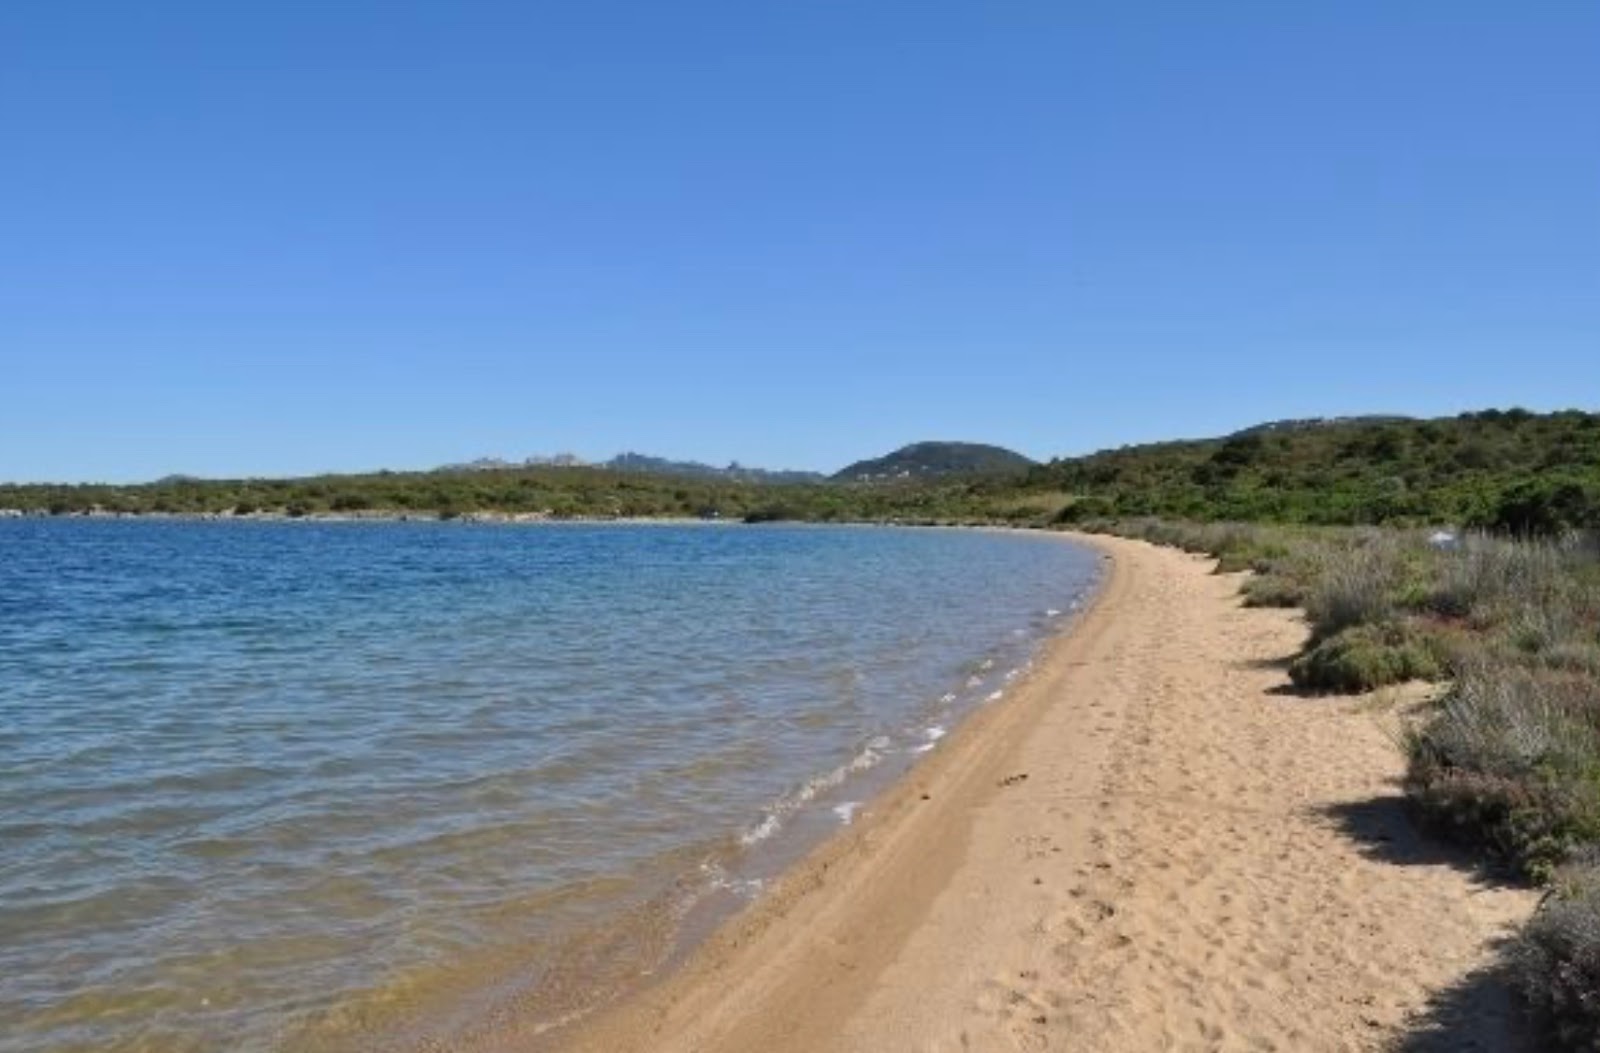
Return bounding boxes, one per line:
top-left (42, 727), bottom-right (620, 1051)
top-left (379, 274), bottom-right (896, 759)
top-left (0, 464), bottom-right (1048, 525)
top-left (1, 465), bottom-right (750, 519)
top-left (1085, 517), bottom-right (1600, 1047)
top-left (1040, 409), bottom-right (1600, 532)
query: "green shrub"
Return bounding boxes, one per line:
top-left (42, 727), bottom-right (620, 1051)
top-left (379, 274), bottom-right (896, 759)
top-left (1489, 478), bottom-right (1600, 537)
top-left (1288, 621), bottom-right (1445, 693)
top-left (1241, 574), bottom-right (1305, 608)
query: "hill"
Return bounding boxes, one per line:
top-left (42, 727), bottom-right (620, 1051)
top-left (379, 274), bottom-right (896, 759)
top-left (832, 442), bottom-right (1036, 482)
top-left (1035, 408), bottom-right (1600, 532)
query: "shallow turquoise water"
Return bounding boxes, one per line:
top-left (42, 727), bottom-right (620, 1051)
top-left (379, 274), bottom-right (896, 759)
top-left (0, 520), bottom-right (1099, 1051)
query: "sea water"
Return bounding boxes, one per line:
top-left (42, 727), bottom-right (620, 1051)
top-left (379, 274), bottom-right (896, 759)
top-left (0, 520), bottom-right (1099, 1051)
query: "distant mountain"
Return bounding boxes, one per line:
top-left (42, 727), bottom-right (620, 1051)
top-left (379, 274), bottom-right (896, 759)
top-left (833, 442), bottom-right (1036, 483)
top-left (436, 454), bottom-right (589, 472)
top-left (437, 451), bottom-right (824, 484)
top-left (603, 453), bottom-right (825, 485)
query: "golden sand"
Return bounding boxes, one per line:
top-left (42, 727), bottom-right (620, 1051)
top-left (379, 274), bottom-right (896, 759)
top-left (512, 536), bottom-right (1538, 1052)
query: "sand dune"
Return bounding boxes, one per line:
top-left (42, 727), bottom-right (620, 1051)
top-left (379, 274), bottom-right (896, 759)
top-left (556, 536), bottom-right (1537, 1052)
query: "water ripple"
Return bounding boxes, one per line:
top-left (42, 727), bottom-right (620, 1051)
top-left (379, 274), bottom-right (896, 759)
top-left (0, 520), bottom-right (1098, 1052)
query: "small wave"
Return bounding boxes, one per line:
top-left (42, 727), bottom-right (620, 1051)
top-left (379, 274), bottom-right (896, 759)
top-left (833, 802), bottom-right (860, 825)
top-left (1046, 608), bottom-right (1063, 618)
top-left (738, 744), bottom-right (884, 846)
top-left (939, 692), bottom-right (956, 704)
top-left (844, 746), bottom-right (883, 775)
top-left (740, 814), bottom-right (783, 846)
top-left (700, 860), bottom-right (765, 900)
top-left (924, 725), bottom-right (947, 742)
top-left (985, 689), bottom-right (1004, 702)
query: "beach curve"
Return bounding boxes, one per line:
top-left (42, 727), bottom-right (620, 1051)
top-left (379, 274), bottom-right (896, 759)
top-left (522, 534), bottom-right (1538, 1052)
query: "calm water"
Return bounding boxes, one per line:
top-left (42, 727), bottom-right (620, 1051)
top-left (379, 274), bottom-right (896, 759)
top-left (0, 520), bottom-right (1099, 1052)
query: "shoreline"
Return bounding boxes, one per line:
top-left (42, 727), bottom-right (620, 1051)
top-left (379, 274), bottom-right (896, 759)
top-left (525, 535), bottom-right (1538, 1052)
top-left (0, 510), bottom-right (1002, 528)
top-left (361, 528), bottom-right (1106, 1053)
top-left (536, 534), bottom-right (1123, 1053)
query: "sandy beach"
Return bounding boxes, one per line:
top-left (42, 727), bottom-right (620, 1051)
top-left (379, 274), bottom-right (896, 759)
top-left (542, 535), bottom-right (1540, 1052)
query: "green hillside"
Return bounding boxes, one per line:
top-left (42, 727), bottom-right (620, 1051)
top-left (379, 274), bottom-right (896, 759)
top-left (1037, 409), bottom-right (1600, 532)
top-left (832, 441), bottom-right (1035, 482)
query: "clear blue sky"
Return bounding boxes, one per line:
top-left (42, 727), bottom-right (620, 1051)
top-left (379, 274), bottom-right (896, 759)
top-left (3, 2), bottom-right (1596, 483)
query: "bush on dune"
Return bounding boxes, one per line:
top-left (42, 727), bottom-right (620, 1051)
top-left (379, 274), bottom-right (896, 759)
top-left (1241, 573), bottom-right (1306, 608)
top-left (1289, 621), bottom-right (1446, 693)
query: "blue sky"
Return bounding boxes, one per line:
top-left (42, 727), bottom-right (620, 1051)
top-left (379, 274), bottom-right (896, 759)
top-left (3, 2), bottom-right (1596, 482)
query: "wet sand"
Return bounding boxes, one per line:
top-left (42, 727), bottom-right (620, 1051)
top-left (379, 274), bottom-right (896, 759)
top-left (541, 535), bottom-right (1538, 1052)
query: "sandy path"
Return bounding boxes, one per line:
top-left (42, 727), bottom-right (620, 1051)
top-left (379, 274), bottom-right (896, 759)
top-left (558, 536), bottom-right (1537, 1052)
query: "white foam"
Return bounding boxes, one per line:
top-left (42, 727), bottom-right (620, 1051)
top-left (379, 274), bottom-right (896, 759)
top-left (939, 692), bottom-right (957, 704)
top-left (833, 801), bottom-right (860, 825)
top-left (740, 813), bottom-right (782, 846)
top-left (1004, 668), bottom-right (1021, 682)
top-left (911, 743), bottom-right (935, 754)
top-left (924, 725), bottom-right (947, 742)
top-left (979, 658), bottom-right (995, 671)
top-left (701, 861), bottom-right (766, 899)
top-left (1046, 608), bottom-right (1063, 618)
top-left (985, 689), bottom-right (1005, 702)
top-left (738, 744), bottom-right (884, 846)
top-left (846, 746), bottom-right (883, 774)
top-left (528, 1008), bottom-right (594, 1038)
top-left (966, 675), bottom-right (983, 688)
